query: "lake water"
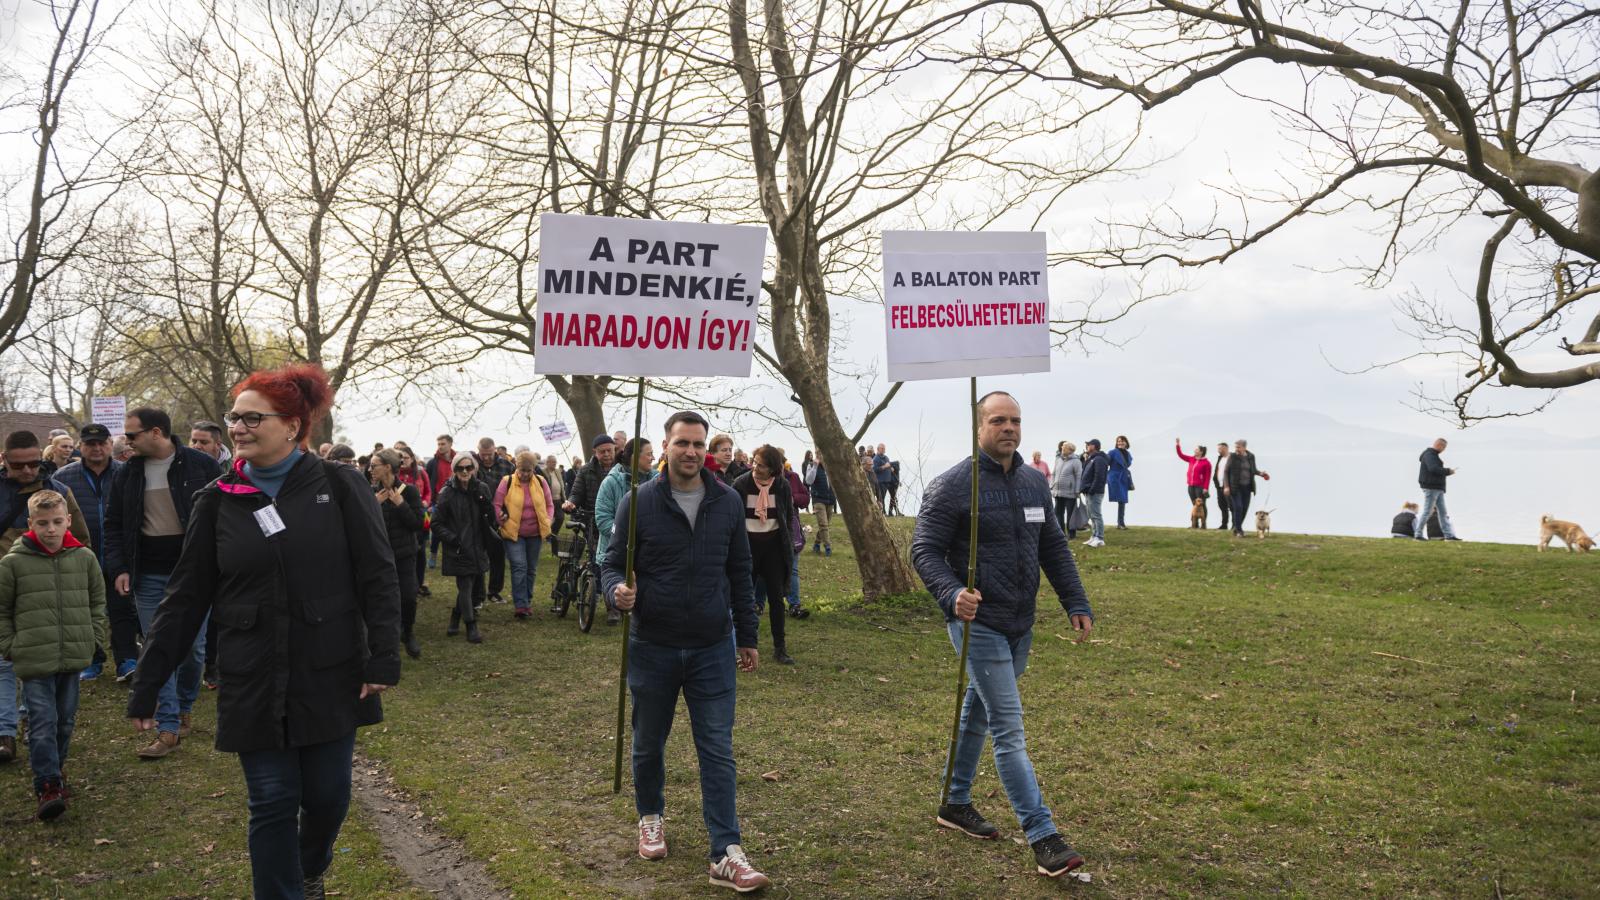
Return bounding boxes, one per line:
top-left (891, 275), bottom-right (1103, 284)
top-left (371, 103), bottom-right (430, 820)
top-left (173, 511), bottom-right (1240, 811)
top-left (1114, 449), bottom-right (1599, 546)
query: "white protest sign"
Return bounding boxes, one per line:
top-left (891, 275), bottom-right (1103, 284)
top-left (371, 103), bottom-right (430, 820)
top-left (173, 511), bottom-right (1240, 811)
top-left (535, 214), bottom-right (768, 377)
top-left (882, 231), bottom-right (1050, 382)
top-left (538, 421), bottom-right (573, 443)
top-left (91, 396), bottom-right (127, 434)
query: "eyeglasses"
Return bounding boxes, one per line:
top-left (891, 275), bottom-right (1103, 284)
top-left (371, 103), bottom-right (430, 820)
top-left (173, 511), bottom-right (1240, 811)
top-left (223, 411), bottom-right (291, 429)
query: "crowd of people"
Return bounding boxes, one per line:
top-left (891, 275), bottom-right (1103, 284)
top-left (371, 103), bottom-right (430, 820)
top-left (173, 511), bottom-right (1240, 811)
top-left (5, 364), bottom-right (1485, 896)
top-left (0, 366), bottom-right (870, 892)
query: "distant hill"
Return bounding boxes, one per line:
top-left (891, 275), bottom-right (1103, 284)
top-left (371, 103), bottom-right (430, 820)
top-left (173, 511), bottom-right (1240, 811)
top-left (1142, 409), bottom-right (1598, 454)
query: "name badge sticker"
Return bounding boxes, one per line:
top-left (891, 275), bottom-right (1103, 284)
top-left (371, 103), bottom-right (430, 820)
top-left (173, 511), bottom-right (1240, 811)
top-left (254, 505), bottom-right (287, 537)
top-left (1024, 506), bottom-right (1046, 524)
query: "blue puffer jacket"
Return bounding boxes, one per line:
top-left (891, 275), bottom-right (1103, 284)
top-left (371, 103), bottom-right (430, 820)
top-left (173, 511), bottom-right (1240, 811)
top-left (808, 462), bottom-right (836, 507)
top-left (911, 451), bottom-right (1092, 638)
top-left (1079, 451), bottom-right (1109, 495)
top-left (51, 459), bottom-right (123, 563)
top-left (600, 467), bottom-right (757, 649)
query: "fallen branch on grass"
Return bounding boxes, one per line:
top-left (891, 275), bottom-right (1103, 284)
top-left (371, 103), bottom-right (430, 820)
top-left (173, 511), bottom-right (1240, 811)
top-left (1372, 651), bottom-right (1457, 668)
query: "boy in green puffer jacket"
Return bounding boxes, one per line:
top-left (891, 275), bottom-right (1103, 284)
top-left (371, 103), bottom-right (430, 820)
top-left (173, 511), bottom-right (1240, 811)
top-left (0, 490), bottom-right (107, 821)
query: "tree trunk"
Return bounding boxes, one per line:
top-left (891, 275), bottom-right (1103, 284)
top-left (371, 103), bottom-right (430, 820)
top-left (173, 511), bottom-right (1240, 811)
top-left (789, 363), bottom-right (914, 600)
top-left (551, 375), bottom-right (610, 455)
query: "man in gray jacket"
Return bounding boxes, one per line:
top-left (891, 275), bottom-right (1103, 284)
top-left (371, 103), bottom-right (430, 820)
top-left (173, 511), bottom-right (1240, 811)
top-left (910, 391), bottom-right (1094, 879)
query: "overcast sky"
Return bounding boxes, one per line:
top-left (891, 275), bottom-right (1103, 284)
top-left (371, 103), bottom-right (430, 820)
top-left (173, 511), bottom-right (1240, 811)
top-left (6, 1), bottom-right (1594, 471)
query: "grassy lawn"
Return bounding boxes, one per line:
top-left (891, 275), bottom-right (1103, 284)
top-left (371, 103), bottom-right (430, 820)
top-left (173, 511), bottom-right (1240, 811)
top-left (4, 519), bottom-right (1597, 897)
top-left (0, 666), bottom-right (425, 899)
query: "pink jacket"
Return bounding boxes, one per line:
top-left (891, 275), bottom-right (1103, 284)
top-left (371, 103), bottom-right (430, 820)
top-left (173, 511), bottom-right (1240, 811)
top-left (1175, 445), bottom-right (1212, 488)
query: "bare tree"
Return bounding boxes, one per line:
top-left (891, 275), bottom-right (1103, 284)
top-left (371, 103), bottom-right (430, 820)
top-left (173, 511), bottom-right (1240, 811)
top-left (0, 0), bottom-right (125, 356)
top-left (143, 0), bottom-right (458, 440)
top-left (728, 0), bottom-right (1136, 598)
top-left (922, 0), bottom-right (1600, 422)
top-left (398, 0), bottom-right (760, 447)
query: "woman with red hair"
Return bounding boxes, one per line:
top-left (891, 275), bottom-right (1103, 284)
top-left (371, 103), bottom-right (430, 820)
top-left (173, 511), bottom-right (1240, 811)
top-left (127, 364), bottom-right (400, 900)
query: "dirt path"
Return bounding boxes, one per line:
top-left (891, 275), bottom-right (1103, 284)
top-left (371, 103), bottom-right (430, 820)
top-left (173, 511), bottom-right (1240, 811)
top-left (350, 753), bottom-right (512, 899)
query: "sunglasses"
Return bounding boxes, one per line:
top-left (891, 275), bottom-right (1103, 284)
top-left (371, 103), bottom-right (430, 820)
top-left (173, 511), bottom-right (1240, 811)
top-left (123, 428), bottom-right (148, 440)
top-left (6, 459), bottom-right (42, 470)
top-left (455, 465), bottom-right (476, 473)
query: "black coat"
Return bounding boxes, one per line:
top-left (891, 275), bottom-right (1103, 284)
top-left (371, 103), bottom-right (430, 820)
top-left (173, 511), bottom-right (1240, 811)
top-left (375, 481), bottom-right (425, 559)
top-left (1417, 447), bottom-right (1450, 491)
top-left (432, 477), bottom-right (493, 577)
top-left (127, 453), bottom-right (400, 753)
top-left (569, 455), bottom-right (608, 515)
top-left (730, 472), bottom-right (799, 577)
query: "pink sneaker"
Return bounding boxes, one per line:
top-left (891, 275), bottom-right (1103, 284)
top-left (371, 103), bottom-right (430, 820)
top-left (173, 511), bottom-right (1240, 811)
top-left (708, 844), bottom-right (770, 893)
top-left (637, 815), bottom-right (667, 860)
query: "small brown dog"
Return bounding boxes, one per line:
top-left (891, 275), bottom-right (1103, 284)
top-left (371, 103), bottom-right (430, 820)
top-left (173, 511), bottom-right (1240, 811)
top-left (1254, 509), bottom-right (1273, 540)
top-left (1538, 515), bottom-right (1594, 553)
top-left (1189, 496), bottom-right (1207, 528)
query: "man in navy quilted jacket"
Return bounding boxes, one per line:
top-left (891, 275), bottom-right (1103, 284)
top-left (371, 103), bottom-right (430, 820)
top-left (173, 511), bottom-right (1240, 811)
top-left (603, 410), bottom-right (770, 893)
top-left (911, 390), bottom-right (1095, 879)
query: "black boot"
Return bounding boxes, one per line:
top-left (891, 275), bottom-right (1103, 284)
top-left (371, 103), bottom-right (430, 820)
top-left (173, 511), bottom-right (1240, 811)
top-left (774, 646), bottom-right (795, 665)
top-left (466, 620), bottom-right (483, 643)
top-left (403, 630), bottom-right (422, 659)
top-left (447, 611), bottom-right (460, 637)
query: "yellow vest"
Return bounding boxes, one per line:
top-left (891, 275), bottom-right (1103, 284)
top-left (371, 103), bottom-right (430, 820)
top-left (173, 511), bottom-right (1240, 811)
top-left (498, 474), bottom-right (552, 540)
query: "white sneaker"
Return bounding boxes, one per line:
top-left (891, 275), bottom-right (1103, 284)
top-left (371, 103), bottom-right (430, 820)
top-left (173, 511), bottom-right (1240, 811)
top-left (1088, 538), bottom-right (1106, 548)
top-left (708, 844), bottom-right (770, 892)
top-left (637, 814), bottom-right (667, 860)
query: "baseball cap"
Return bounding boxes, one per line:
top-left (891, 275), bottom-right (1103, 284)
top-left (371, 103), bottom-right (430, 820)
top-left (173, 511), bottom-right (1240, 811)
top-left (80, 424), bottom-right (112, 442)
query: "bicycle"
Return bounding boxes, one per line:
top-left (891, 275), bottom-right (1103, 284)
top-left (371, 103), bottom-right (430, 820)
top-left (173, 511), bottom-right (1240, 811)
top-left (549, 511), bottom-right (601, 632)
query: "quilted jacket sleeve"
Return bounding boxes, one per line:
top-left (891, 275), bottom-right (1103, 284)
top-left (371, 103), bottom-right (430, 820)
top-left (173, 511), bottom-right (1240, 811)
top-left (911, 466), bottom-right (966, 617)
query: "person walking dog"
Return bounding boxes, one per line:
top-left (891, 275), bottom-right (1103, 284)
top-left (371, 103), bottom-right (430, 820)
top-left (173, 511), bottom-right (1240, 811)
top-left (1175, 439), bottom-right (1212, 529)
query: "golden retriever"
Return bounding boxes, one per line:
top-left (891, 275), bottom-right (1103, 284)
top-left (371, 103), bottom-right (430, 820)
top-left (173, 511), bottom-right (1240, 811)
top-left (1539, 515), bottom-right (1594, 553)
top-left (1254, 509), bottom-right (1272, 540)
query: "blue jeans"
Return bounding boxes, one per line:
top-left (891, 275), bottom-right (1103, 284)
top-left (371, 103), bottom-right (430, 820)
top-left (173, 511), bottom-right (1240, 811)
top-left (238, 732), bottom-right (356, 899)
top-left (1084, 493), bottom-right (1105, 540)
top-left (1416, 488), bottom-right (1455, 539)
top-left (0, 658), bottom-right (16, 738)
top-left (1229, 488), bottom-right (1253, 535)
top-left (628, 635), bottom-right (740, 860)
top-left (133, 572), bottom-right (207, 736)
top-left (21, 673), bottom-right (78, 793)
top-left (502, 535), bottom-right (543, 610)
top-left (944, 621), bottom-right (1057, 844)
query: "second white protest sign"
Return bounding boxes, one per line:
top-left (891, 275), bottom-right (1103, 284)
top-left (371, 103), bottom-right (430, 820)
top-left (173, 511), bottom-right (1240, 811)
top-left (882, 230), bottom-right (1050, 382)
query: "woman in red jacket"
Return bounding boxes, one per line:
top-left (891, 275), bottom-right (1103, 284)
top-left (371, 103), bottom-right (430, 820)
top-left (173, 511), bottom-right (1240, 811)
top-left (1174, 439), bottom-right (1213, 528)
top-left (395, 446), bottom-right (433, 597)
